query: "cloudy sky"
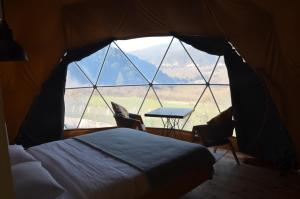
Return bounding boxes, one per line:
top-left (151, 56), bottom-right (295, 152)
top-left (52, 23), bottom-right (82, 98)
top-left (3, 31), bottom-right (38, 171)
top-left (116, 36), bottom-right (172, 52)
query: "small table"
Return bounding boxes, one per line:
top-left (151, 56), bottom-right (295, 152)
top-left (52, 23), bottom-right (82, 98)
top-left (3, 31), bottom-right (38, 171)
top-left (144, 107), bottom-right (194, 138)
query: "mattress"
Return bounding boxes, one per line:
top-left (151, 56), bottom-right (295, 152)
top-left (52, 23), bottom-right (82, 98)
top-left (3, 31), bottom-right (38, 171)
top-left (75, 128), bottom-right (215, 187)
top-left (27, 128), bottom-right (215, 199)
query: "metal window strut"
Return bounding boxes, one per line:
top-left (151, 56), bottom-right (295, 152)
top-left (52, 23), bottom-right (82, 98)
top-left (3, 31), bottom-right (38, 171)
top-left (95, 44), bottom-right (111, 85)
top-left (77, 89), bottom-right (95, 128)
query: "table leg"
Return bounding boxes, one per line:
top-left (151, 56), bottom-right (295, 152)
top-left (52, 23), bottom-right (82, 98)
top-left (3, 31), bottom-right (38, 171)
top-left (173, 118), bottom-right (183, 139)
top-left (162, 118), bottom-right (184, 140)
top-left (163, 118), bottom-right (172, 136)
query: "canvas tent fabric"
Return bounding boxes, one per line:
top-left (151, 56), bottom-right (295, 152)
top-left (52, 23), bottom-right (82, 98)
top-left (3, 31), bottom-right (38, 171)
top-left (1, 0), bottom-right (300, 165)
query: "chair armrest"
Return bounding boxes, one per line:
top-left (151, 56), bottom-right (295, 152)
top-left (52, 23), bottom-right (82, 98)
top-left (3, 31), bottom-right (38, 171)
top-left (192, 125), bottom-right (211, 139)
top-left (128, 113), bottom-right (144, 124)
top-left (193, 121), bottom-right (235, 140)
top-left (212, 121), bottom-right (235, 138)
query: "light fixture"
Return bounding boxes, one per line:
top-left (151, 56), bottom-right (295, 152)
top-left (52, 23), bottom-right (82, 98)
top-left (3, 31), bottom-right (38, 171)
top-left (0, 0), bottom-right (27, 61)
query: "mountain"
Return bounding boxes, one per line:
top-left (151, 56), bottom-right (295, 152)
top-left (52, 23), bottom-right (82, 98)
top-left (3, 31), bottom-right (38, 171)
top-left (67, 46), bottom-right (177, 87)
top-left (66, 41), bottom-right (223, 87)
top-left (131, 40), bottom-right (221, 82)
top-left (132, 41), bottom-right (218, 69)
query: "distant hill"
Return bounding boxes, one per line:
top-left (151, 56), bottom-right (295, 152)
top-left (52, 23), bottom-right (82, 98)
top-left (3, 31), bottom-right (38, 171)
top-left (132, 41), bottom-right (218, 68)
top-left (67, 47), bottom-right (177, 86)
top-left (66, 41), bottom-right (222, 87)
top-left (131, 41), bottom-right (220, 82)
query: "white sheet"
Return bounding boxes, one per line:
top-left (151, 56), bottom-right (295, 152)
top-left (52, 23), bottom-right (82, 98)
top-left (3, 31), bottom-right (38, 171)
top-left (28, 139), bottom-right (149, 199)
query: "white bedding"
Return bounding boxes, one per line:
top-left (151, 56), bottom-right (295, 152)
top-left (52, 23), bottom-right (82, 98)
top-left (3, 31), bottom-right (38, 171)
top-left (28, 139), bottom-right (149, 199)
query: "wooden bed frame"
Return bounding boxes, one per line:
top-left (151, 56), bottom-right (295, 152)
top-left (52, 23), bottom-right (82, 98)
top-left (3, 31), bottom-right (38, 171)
top-left (141, 164), bottom-right (213, 199)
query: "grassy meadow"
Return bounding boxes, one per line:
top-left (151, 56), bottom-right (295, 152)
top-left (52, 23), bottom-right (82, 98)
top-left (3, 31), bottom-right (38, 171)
top-left (65, 85), bottom-right (231, 131)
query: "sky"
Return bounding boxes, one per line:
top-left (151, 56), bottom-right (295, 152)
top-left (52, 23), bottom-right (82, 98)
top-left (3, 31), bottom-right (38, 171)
top-left (116, 36), bottom-right (172, 52)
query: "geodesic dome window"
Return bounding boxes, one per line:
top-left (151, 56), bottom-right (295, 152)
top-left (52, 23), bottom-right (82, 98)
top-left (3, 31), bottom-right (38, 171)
top-left (64, 36), bottom-right (231, 131)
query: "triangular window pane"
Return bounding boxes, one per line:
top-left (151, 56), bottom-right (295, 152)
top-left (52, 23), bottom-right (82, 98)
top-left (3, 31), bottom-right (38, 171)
top-left (64, 88), bottom-right (93, 128)
top-left (154, 38), bottom-right (205, 84)
top-left (115, 37), bottom-right (172, 81)
top-left (210, 56), bottom-right (229, 84)
top-left (153, 85), bottom-right (205, 108)
top-left (138, 87), bottom-right (163, 128)
top-left (78, 89), bottom-right (115, 128)
top-left (210, 86), bottom-right (232, 111)
top-left (183, 88), bottom-right (220, 131)
top-left (77, 46), bottom-right (109, 85)
top-left (182, 42), bottom-right (219, 82)
top-left (97, 43), bottom-right (148, 86)
top-left (66, 62), bottom-right (93, 88)
top-left (100, 86), bottom-right (149, 114)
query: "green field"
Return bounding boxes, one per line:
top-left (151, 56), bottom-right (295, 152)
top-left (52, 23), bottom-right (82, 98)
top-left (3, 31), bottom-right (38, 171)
top-left (64, 86), bottom-right (231, 131)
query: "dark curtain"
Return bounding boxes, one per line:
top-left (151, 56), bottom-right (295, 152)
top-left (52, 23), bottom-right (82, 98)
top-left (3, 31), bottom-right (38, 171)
top-left (15, 40), bottom-right (113, 148)
top-left (176, 35), bottom-right (295, 169)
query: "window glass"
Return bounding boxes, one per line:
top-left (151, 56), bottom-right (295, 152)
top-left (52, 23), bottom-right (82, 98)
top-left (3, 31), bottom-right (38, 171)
top-left (64, 36), bottom-right (231, 131)
top-left (66, 63), bottom-right (93, 88)
top-left (77, 46), bottom-right (109, 84)
top-left (115, 37), bottom-right (172, 82)
top-left (154, 38), bottom-right (205, 84)
top-left (210, 56), bottom-right (229, 84)
top-left (182, 42), bottom-right (219, 82)
top-left (183, 88), bottom-right (220, 131)
top-left (97, 42), bottom-right (148, 86)
top-left (100, 86), bottom-right (149, 114)
top-left (138, 87), bottom-right (164, 128)
top-left (64, 88), bottom-right (93, 128)
top-left (78, 89), bottom-right (116, 128)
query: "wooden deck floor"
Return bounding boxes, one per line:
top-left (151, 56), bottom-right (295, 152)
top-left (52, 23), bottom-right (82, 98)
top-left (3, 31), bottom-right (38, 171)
top-left (181, 151), bottom-right (300, 199)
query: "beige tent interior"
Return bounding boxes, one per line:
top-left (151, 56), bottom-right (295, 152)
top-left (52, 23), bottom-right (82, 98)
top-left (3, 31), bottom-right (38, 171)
top-left (1, 0), bottom-right (300, 198)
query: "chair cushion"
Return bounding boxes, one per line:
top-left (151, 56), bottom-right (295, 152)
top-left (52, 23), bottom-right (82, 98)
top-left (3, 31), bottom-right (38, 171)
top-left (111, 102), bottom-right (129, 118)
top-left (207, 106), bottom-right (232, 125)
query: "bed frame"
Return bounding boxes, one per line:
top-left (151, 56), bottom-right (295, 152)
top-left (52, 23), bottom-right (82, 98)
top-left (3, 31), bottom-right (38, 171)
top-left (142, 164), bottom-right (213, 199)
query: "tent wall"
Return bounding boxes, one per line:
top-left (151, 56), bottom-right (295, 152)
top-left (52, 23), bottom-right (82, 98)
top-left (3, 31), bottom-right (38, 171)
top-left (1, 0), bottom-right (300, 165)
top-left (1, 0), bottom-right (66, 141)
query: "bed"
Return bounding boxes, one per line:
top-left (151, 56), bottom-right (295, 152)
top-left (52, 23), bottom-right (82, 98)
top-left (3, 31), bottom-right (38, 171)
top-left (10, 128), bottom-right (215, 199)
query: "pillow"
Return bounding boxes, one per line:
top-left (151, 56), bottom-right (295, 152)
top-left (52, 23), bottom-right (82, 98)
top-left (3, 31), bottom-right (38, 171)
top-left (140, 124), bottom-right (146, 131)
top-left (8, 145), bottom-right (36, 165)
top-left (11, 161), bottom-right (65, 199)
top-left (207, 106), bottom-right (233, 125)
top-left (111, 101), bottom-right (129, 118)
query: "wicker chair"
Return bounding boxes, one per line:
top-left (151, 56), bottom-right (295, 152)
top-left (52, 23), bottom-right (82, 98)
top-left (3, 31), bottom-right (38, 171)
top-left (111, 102), bottom-right (146, 131)
top-left (192, 107), bottom-right (240, 165)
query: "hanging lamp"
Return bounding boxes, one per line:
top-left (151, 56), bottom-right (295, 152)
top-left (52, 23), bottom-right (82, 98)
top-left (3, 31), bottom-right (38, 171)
top-left (0, 0), bottom-right (27, 61)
